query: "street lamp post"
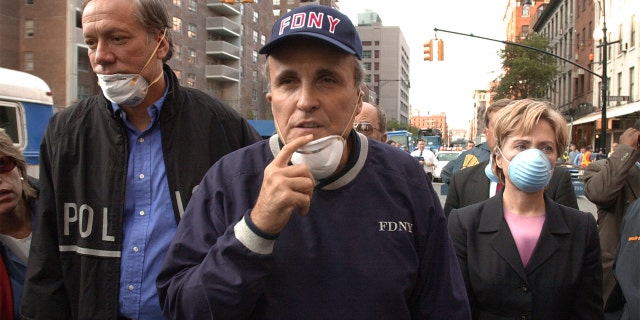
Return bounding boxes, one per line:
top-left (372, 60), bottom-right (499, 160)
top-left (598, 0), bottom-right (608, 153)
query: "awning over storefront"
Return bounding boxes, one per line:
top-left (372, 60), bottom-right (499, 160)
top-left (571, 101), bottom-right (640, 125)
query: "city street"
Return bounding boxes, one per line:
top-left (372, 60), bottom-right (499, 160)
top-left (431, 182), bottom-right (597, 219)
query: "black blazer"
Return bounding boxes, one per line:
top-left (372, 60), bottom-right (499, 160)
top-left (448, 195), bottom-right (604, 319)
top-left (444, 160), bottom-right (579, 217)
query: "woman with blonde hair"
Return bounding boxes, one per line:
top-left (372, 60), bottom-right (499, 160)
top-left (448, 99), bottom-right (604, 319)
top-left (0, 129), bottom-right (38, 320)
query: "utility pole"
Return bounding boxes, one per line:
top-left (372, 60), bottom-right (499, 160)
top-left (599, 0), bottom-right (608, 153)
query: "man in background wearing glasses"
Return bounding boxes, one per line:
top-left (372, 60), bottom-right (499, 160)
top-left (354, 102), bottom-right (387, 142)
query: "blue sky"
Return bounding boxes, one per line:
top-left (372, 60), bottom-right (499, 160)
top-left (339, 0), bottom-right (507, 129)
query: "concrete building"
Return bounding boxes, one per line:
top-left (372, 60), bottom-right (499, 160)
top-left (532, 0), bottom-right (576, 114)
top-left (504, 0), bottom-right (548, 42)
top-left (0, 0), bottom-right (275, 119)
top-left (471, 89), bottom-right (491, 142)
top-left (356, 10), bottom-right (411, 126)
top-left (411, 112), bottom-right (448, 142)
top-left (572, 0), bottom-right (640, 150)
top-left (271, 0), bottom-right (336, 17)
top-left (531, 0), bottom-right (640, 150)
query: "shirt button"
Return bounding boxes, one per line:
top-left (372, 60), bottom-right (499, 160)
top-left (139, 137), bottom-right (145, 143)
top-left (133, 246), bottom-right (139, 252)
top-left (521, 284), bottom-right (529, 292)
top-left (139, 211), bottom-right (145, 216)
top-left (139, 173), bottom-right (145, 179)
top-left (128, 284), bottom-right (134, 291)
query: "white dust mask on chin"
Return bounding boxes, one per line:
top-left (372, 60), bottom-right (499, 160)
top-left (97, 30), bottom-right (166, 106)
top-left (290, 135), bottom-right (345, 180)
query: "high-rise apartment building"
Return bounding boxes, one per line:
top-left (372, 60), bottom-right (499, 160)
top-left (271, 0), bottom-right (336, 17)
top-left (356, 10), bottom-right (411, 125)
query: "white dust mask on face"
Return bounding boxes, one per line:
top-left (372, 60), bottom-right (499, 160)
top-left (288, 93), bottom-right (362, 180)
top-left (97, 30), bottom-right (166, 106)
top-left (290, 135), bottom-right (346, 179)
top-left (498, 147), bottom-right (552, 193)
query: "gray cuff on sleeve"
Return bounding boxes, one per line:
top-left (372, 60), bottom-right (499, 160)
top-left (234, 216), bottom-right (275, 255)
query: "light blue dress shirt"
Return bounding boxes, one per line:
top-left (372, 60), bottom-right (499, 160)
top-left (113, 75), bottom-right (174, 319)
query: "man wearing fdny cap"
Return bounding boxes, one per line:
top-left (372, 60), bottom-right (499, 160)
top-left (157, 5), bottom-right (471, 319)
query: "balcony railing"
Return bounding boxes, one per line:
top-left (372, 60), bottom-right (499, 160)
top-left (206, 0), bottom-right (241, 15)
top-left (206, 41), bottom-right (240, 60)
top-left (205, 64), bottom-right (240, 82)
top-left (206, 16), bottom-right (241, 38)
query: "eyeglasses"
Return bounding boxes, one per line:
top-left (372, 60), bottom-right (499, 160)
top-left (353, 122), bottom-right (380, 135)
top-left (0, 156), bottom-right (17, 174)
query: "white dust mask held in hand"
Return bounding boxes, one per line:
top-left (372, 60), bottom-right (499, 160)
top-left (290, 135), bottom-right (345, 180)
top-left (97, 30), bottom-right (166, 106)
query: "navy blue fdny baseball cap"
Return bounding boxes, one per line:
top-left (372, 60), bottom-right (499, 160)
top-left (259, 5), bottom-right (363, 60)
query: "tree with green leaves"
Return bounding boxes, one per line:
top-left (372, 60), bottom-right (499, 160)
top-left (492, 33), bottom-right (559, 100)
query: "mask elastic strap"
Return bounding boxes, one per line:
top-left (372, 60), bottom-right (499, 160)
top-left (143, 71), bottom-right (164, 93)
top-left (339, 90), bottom-right (363, 138)
top-left (139, 29), bottom-right (167, 74)
top-left (497, 146), bottom-right (511, 164)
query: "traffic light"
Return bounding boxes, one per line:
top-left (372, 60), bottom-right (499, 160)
top-left (437, 39), bottom-right (444, 61)
top-left (423, 40), bottom-right (433, 61)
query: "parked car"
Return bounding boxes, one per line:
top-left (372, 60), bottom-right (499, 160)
top-left (433, 150), bottom-right (462, 182)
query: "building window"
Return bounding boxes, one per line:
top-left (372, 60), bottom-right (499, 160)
top-left (252, 51), bottom-right (258, 63)
top-left (78, 52), bottom-right (90, 71)
top-left (522, 5), bottom-right (530, 17)
top-left (174, 44), bottom-right (181, 61)
top-left (189, 0), bottom-right (197, 13)
top-left (287, 0), bottom-right (293, 4)
top-left (252, 89), bottom-right (258, 101)
top-left (253, 12), bottom-right (259, 23)
top-left (252, 70), bottom-right (258, 82)
top-left (261, 35), bottom-right (266, 45)
top-left (173, 17), bottom-right (182, 33)
top-left (25, 0), bottom-right (34, 4)
top-left (273, 9), bottom-right (280, 16)
top-left (24, 52), bottom-right (34, 71)
top-left (630, 67), bottom-right (636, 101)
top-left (188, 24), bottom-right (197, 39)
top-left (363, 50), bottom-right (372, 59)
top-left (363, 62), bottom-right (371, 71)
top-left (173, 0), bottom-right (181, 6)
top-left (187, 73), bottom-right (196, 87)
top-left (253, 31), bottom-right (258, 43)
top-left (25, 20), bottom-right (34, 38)
top-left (618, 24), bottom-right (623, 52)
top-left (188, 48), bottom-right (196, 64)
top-left (631, 15), bottom-right (636, 48)
top-left (273, 0), bottom-right (280, 4)
top-left (617, 72), bottom-right (623, 105)
top-left (78, 85), bottom-right (90, 100)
